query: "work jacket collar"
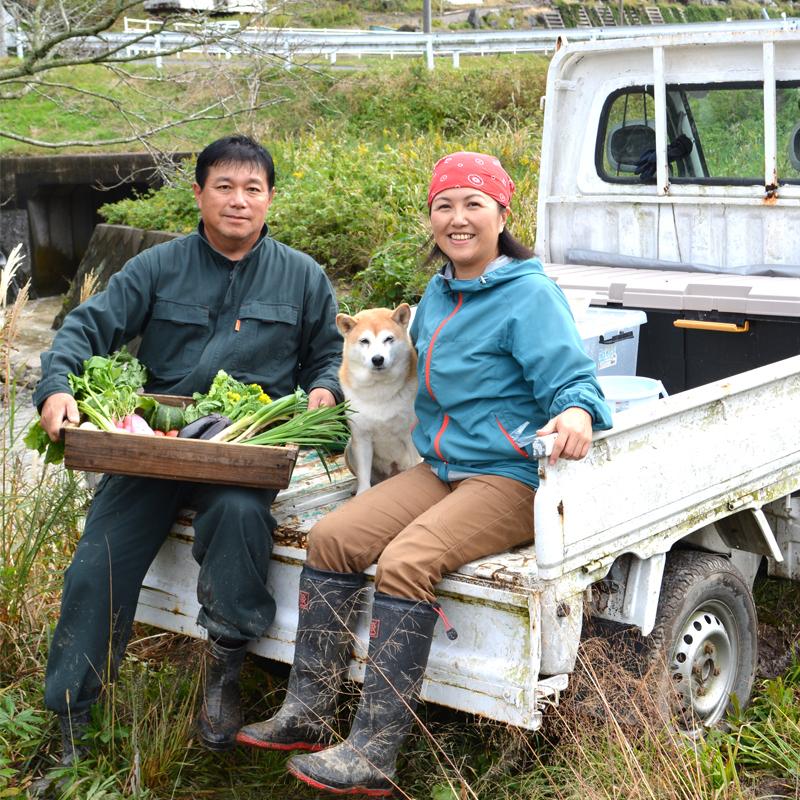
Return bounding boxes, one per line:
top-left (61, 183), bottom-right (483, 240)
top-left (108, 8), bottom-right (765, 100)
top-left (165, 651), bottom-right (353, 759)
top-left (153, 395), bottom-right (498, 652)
top-left (197, 222), bottom-right (270, 268)
top-left (435, 256), bottom-right (543, 294)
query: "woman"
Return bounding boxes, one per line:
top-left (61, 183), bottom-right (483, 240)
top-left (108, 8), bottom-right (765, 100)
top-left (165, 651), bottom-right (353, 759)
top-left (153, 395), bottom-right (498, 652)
top-left (237, 152), bottom-right (613, 796)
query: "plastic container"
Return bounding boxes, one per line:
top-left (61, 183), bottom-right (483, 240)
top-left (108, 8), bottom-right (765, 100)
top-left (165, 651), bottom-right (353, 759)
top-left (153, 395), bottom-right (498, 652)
top-left (598, 375), bottom-right (667, 413)
top-left (576, 307), bottom-right (648, 376)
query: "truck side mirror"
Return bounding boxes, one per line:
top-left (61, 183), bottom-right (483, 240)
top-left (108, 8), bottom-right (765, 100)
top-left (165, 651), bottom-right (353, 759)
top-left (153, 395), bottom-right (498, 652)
top-left (607, 123), bottom-right (656, 173)
top-left (789, 122), bottom-right (800, 172)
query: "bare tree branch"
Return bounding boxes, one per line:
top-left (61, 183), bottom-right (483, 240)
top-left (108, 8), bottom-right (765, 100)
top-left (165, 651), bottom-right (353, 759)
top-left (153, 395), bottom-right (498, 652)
top-left (0, 0), bottom-right (314, 150)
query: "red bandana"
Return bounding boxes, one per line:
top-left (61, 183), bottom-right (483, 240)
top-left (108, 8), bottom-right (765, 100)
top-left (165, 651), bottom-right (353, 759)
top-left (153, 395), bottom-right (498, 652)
top-left (427, 151), bottom-right (515, 208)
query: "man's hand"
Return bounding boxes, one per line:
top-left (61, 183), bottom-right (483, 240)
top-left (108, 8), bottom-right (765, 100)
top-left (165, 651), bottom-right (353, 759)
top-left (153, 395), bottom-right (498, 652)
top-left (308, 388), bottom-right (337, 410)
top-left (536, 407), bottom-right (593, 465)
top-left (40, 392), bottom-right (79, 441)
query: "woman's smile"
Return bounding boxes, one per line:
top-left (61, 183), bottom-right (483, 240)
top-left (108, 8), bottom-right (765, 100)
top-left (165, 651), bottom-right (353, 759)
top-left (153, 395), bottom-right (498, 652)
top-left (430, 187), bottom-right (509, 278)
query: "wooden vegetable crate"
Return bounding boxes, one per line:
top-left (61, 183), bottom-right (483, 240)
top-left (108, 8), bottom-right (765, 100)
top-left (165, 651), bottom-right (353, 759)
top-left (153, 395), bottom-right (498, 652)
top-left (62, 395), bottom-right (300, 490)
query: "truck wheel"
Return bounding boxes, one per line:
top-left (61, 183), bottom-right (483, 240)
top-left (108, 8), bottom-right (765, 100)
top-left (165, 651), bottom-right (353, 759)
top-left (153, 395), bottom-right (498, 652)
top-left (646, 550), bottom-right (758, 735)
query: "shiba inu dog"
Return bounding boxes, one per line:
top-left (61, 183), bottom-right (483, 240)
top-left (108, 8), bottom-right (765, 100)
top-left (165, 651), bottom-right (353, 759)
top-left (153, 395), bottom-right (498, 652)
top-left (336, 304), bottom-right (420, 495)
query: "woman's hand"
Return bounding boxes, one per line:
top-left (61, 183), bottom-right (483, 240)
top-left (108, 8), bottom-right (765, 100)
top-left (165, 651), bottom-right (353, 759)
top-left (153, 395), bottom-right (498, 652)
top-left (536, 407), bottom-right (593, 465)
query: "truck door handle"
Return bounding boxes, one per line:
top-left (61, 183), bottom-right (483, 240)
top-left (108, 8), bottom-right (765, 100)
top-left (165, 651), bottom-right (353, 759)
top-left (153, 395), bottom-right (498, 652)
top-left (673, 319), bottom-right (750, 333)
top-left (599, 331), bottom-right (634, 344)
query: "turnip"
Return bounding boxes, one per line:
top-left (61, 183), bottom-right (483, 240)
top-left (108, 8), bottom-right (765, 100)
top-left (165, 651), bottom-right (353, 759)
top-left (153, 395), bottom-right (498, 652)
top-left (120, 414), bottom-right (155, 436)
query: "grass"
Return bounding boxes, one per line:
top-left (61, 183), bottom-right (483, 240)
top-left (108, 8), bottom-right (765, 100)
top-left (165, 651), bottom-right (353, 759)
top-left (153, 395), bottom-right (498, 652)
top-left (1, 270), bottom-right (798, 799)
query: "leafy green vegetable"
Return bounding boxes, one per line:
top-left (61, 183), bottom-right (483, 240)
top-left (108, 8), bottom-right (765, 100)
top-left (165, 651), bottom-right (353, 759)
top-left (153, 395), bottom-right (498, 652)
top-left (25, 347), bottom-right (149, 462)
top-left (208, 390), bottom-right (305, 442)
top-left (208, 388), bottom-right (349, 449)
top-left (183, 370), bottom-right (271, 424)
top-left (23, 421), bottom-right (65, 464)
top-left (241, 405), bottom-right (350, 449)
top-left (67, 347), bottom-right (149, 431)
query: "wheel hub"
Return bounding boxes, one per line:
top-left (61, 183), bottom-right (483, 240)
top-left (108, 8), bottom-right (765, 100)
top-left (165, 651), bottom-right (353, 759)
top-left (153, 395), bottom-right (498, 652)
top-left (669, 607), bottom-right (735, 726)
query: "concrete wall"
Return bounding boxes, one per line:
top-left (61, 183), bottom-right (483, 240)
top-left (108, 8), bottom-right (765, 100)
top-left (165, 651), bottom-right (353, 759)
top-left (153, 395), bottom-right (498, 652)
top-left (54, 223), bottom-right (181, 329)
top-left (1, 152), bottom-right (188, 296)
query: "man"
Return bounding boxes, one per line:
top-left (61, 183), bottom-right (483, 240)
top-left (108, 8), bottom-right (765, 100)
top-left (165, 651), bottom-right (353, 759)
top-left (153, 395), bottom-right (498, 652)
top-left (34, 135), bottom-right (342, 767)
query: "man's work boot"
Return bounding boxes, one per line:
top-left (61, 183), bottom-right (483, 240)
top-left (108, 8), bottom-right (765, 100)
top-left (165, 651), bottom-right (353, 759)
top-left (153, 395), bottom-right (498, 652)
top-left (287, 593), bottom-right (438, 797)
top-left (236, 565), bottom-right (365, 752)
top-left (30, 709), bottom-right (92, 796)
top-left (197, 638), bottom-right (248, 751)
top-left (58, 709), bottom-right (92, 766)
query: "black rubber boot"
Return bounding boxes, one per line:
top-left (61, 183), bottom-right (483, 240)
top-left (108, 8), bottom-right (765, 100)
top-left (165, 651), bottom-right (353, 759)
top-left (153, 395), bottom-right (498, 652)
top-left (287, 593), bottom-right (437, 796)
top-left (197, 639), bottom-right (248, 751)
top-left (58, 708), bottom-right (92, 766)
top-left (237, 565), bottom-right (365, 752)
top-left (29, 709), bottom-right (92, 797)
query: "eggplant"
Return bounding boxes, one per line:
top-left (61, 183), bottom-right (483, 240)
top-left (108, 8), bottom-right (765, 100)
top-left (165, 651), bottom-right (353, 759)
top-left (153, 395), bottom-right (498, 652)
top-left (198, 418), bottom-right (232, 440)
top-left (178, 413), bottom-right (231, 439)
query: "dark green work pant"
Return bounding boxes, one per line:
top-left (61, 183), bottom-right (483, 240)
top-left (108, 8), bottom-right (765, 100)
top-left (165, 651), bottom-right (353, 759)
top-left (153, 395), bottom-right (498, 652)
top-left (44, 474), bottom-right (277, 714)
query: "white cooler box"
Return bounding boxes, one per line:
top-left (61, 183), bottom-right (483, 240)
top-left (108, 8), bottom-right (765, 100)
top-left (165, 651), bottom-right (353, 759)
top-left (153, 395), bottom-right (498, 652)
top-left (575, 307), bottom-right (647, 376)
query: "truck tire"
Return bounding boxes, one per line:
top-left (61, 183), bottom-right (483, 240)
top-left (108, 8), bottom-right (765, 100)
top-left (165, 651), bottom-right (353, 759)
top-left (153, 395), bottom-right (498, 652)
top-left (646, 550), bottom-right (758, 735)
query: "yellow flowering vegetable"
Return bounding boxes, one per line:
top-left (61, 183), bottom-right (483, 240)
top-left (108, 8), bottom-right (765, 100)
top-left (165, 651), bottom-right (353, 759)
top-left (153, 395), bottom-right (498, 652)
top-left (184, 370), bottom-right (269, 424)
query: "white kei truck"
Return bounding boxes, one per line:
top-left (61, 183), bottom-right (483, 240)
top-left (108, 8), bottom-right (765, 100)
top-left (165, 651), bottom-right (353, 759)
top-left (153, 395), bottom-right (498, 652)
top-left (134, 20), bottom-right (800, 733)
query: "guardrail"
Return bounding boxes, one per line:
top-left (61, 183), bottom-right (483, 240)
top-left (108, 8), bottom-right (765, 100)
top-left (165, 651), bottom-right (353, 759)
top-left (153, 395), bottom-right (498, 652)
top-left (5, 17), bottom-right (799, 70)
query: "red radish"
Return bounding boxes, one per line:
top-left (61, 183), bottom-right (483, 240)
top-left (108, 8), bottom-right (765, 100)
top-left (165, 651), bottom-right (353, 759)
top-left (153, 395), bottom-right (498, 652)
top-left (120, 413), bottom-right (155, 436)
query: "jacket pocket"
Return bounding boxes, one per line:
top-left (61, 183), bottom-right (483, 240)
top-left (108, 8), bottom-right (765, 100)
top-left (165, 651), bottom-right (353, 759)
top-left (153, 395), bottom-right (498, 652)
top-left (495, 413), bottom-right (531, 459)
top-left (234, 301), bottom-right (300, 366)
top-left (140, 299), bottom-right (209, 378)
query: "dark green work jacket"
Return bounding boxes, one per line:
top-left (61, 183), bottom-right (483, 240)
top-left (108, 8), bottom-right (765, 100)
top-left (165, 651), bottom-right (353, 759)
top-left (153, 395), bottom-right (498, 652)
top-left (34, 225), bottom-right (342, 407)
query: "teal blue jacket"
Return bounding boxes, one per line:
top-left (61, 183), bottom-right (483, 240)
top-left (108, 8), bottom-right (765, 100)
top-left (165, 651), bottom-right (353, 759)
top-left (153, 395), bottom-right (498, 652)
top-left (34, 225), bottom-right (342, 408)
top-left (410, 257), bottom-right (612, 488)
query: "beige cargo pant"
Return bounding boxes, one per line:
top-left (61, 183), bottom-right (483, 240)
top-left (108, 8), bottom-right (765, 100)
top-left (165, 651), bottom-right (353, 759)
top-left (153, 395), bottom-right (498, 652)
top-left (306, 463), bottom-right (535, 602)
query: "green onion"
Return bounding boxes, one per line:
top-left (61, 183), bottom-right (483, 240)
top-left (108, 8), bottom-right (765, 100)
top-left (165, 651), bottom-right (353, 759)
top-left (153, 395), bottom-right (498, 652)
top-left (208, 390), bottom-right (308, 443)
top-left (241, 405), bottom-right (350, 448)
top-left (206, 388), bottom-right (350, 451)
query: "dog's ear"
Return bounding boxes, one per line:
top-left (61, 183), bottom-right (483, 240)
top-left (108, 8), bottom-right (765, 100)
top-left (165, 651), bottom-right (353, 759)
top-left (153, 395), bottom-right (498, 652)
top-left (336, 313), bottom-right (357, 335)
top-left (392, 303), bottom-right (411, 327)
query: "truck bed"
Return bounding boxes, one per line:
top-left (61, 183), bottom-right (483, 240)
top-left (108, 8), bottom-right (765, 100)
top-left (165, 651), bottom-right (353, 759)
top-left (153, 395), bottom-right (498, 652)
top-left (135, 354), bottom-right (800, 729)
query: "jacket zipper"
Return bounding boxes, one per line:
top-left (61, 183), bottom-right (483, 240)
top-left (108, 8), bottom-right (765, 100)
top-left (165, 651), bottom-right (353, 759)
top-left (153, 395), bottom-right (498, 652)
top-left (424, 292), bottom-right (463, 463)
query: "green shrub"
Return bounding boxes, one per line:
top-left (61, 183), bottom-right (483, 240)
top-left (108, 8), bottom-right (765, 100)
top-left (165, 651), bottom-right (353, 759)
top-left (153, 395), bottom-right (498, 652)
top-left (319, 56), bottom-right (549, 137)
top-left (306, 2), bottom-right (363, 27)
top-left (98, 123), bottom-right (542, 310)
top-left (343, 230), bottom-right (433, 311)
top-left (99, 183), bottom-right (199, 234)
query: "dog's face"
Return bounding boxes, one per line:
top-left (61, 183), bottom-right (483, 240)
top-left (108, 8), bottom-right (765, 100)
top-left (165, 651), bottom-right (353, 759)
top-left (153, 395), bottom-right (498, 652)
top-left (336, 304), bottom-right (412, 374)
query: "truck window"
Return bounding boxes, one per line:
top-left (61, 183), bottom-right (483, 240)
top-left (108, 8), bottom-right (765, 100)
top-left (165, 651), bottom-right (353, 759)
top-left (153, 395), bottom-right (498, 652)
top-left (598, 89), bottom-right (658, 178)
top-left (597, 82), bottom-right (800, 186)
top-left (677, 86), bottom-right (763, 182)
top-left (778, 85), bottom-right (800, 183)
